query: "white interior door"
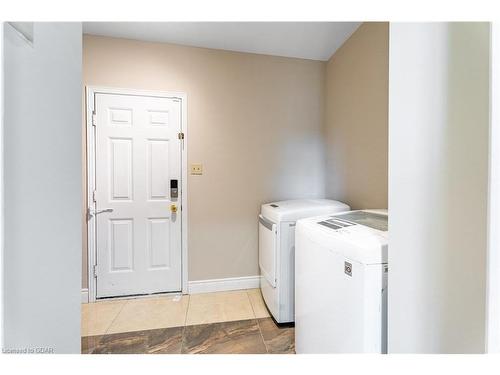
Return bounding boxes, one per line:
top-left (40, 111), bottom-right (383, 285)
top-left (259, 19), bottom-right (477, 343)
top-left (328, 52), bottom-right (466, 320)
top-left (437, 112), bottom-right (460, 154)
top-left (94, 93), bottom-right (182, 298)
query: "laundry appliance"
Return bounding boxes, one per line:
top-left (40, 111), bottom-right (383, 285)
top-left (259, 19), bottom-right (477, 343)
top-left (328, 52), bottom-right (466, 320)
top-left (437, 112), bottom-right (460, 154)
top-left (295, 210), bottom-right (388, 353)
top-left (258, 199), bottom-right (350, 323)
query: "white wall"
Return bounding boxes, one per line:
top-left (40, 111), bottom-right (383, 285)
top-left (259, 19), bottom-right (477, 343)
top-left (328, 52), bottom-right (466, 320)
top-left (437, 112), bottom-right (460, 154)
top-left (0, 22), bottom-right (4, 348)
top-left (3, 23), bottom-right (82, 353)
top-left (388, 23), bottom-right (491, 353)
top-left (486, 22), bottom-right (500, 353)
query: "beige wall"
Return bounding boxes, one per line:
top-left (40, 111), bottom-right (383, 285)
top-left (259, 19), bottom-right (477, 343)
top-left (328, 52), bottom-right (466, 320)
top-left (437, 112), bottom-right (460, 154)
top-left (82, 35), bottom-right (327, 287)
top-left (325, 23), bottom-right (389, 209)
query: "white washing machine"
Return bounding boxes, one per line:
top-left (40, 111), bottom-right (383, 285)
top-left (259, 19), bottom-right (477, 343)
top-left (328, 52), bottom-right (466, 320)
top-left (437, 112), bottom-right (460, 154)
top-left (258, 199), bottom-right (350, 323)
top-left (295, 210), bottom-right (388, 353)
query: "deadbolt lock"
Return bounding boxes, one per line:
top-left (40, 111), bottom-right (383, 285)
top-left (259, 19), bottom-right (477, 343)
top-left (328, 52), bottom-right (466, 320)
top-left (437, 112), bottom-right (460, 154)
top-left (170, 204), bottom-right (178, 213)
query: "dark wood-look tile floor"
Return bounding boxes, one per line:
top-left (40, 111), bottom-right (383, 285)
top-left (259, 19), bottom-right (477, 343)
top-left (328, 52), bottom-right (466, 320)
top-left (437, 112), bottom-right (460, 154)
top-left (182, 319), bottom-right (266, 354)
top-left (82, 318), bottom-right (295, 354)
top-left (258, 317), bottom-right (295, 354)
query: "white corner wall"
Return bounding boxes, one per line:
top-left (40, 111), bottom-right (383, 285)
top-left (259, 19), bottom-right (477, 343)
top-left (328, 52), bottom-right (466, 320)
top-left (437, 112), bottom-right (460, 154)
top-left (0, 22), bottom-right (4, 348)
top-left (388, 23), bottom-right (491, 353)
top-left (3, 23), bottom-right (82, 353)
top-left (486, 22), bottom-right (500, 353)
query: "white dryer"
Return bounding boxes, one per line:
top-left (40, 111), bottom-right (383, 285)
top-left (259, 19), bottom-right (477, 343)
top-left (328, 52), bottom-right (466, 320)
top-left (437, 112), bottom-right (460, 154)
top-left (258, 199), bottom-right (350, 323)
top-left (295, 210), bottom-right (388, 353)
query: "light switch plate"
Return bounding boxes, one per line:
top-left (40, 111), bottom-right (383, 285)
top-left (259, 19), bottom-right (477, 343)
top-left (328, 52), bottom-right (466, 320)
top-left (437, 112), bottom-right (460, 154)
top-left (190, 163), bottom-right (203, 175)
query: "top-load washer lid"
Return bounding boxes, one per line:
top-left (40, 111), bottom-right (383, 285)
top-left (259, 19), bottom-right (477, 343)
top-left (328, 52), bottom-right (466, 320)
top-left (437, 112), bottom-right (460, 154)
top-left (297, 210), bottom-right (388, 264)
top-left (261, 199), bottom-right (350, 223)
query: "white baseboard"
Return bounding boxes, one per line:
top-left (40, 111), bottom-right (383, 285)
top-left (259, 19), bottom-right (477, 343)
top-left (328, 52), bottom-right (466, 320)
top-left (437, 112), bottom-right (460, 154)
top-left (81, 277), bottom-right (259, 300)
top-left (188, 276), bottom-right (260, 294)
top-left (81, 288), bottom-right (89, 303)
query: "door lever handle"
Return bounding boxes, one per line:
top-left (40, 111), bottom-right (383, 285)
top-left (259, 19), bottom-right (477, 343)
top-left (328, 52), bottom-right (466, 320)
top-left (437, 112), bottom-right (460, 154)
top-left (87, 207), bottom-right (114, 220)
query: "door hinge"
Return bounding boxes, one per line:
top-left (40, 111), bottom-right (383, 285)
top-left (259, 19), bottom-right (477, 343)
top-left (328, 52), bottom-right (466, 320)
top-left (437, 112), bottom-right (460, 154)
top-left (178, 132), bottom-right (185, 140)
top-left (92, 112), bottom-right (97, 126)
top-left (93, 265), bottom-right (98, 278)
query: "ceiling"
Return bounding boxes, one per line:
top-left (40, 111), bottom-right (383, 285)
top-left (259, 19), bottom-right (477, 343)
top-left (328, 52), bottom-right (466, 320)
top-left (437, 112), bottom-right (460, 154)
top-left (83, 22), bottom-right (361, 61)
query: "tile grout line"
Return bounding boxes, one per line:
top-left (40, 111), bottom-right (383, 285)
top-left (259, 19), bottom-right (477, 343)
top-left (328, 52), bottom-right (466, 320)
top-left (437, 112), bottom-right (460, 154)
top-left (103, 299), bottom-right (130, 336)
top-left (247, 290), bottom-right (269, 354)
top-left (246, 290), bottom-right (257, 319)
top-left (180, 326), bottom-right (187, 354)
top-left (180, 294), bottom-right (191, 354)
top-left (183, 293), bottom-right (191, 326)
top-left (81, 299), bottom-right (130, 354)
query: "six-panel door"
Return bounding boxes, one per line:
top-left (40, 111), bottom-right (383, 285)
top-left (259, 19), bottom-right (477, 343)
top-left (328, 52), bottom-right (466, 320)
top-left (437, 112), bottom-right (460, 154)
top-left (95, 93), bottom-right (182, 298)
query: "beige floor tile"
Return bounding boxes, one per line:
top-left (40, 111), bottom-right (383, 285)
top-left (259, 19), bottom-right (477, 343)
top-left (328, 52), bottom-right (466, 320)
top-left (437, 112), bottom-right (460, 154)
top-left (81, 299), bottom-right (127, 336)
top-left (247, 289), bottom-right (271, 318)
top-left (106, 295), bottom-right (189, 334)
top-left (188, 290), bottom-right (250, 304)
top-left (186, 290), bottom-right (255, 325)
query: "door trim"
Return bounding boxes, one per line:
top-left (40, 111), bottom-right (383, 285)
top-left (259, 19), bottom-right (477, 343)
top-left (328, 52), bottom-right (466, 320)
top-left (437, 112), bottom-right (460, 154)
top-left (85, 86), bottom-right (188, 302)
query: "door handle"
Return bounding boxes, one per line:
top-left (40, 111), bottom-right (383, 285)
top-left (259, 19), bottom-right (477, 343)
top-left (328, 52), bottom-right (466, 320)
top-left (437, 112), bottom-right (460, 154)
top-left (87, 207), bottom-right (114, 219)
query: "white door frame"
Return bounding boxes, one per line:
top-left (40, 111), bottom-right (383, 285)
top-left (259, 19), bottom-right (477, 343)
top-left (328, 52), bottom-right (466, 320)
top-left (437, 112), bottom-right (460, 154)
top-left (85, 86), bottom-right (188, 302)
